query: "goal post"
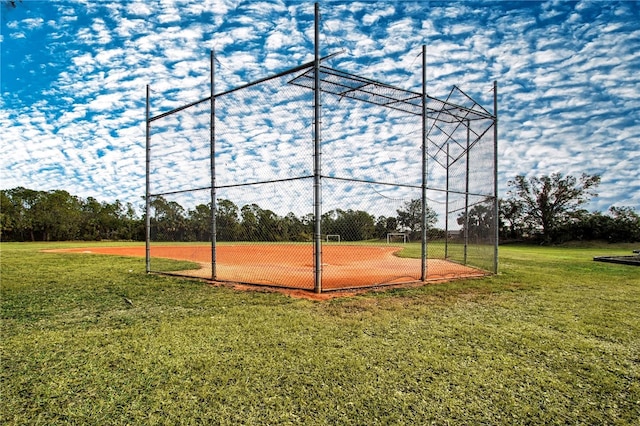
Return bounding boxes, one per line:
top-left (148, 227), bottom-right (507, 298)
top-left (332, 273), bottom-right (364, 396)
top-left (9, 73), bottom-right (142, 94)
top-left (326, 234), bottom-right (341, 243)
top-left (387, 232), bottom-right (408, 244)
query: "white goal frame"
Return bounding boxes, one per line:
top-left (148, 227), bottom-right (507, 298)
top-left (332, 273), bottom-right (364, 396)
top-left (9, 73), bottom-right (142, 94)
top-left (326, 234), bottom-right (341, 243)
top-left (387, 232), bottom-right (408, 244)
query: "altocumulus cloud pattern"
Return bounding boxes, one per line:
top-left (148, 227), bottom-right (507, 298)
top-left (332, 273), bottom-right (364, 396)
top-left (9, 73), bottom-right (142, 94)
top-left (1, 1), bottom-right (639, 213)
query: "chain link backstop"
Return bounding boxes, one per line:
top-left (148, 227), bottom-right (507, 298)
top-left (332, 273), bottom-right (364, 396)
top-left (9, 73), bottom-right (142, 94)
top-left (146, 8), bottom-right (497, 293)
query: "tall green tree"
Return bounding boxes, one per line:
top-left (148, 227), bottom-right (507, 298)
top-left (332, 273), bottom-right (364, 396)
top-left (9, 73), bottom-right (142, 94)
top-left (119, 201), bottom-right (143, 240)
top-left (80, 197), bottom-right (124, 240)
top-left (607, 206), bottom-right (640, 242)
top-left (507, 173), bottom-right (601, 243)
top-left (187, 203), bottom-right (212, 241)
top-left (150, 196), bottom-right (186, 241)
top-left (281, 212), bottom-right (310, 241)
top-left (0, 190), bottom-right (14, 240)
top-left (322, 209), bottom-right (376, 241)
top-left (396, 199), bottom-right (437, 240)
top-left (257, 208), bottom-right (280, 242)
top-left (216, 199), bottom-right (240, 241)
top-left (457, 203), bottom-right (494, 242)
top-left (499, 198), bottom-right (526, 240)
top-left (374, 216), bottom-right (399, 239)
top-left (240, 204), bottom-right (261, 241)
top-left (2, 187), bottom-right (40, 241)
top-left (37, 190), bottom-right (82, 241)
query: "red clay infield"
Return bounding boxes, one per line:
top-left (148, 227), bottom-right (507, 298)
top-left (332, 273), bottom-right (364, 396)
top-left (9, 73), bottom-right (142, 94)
top-left (57, 244), bottom-right (486, 292)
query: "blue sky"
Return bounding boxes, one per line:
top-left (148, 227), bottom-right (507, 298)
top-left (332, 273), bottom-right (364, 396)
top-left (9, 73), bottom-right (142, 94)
top-left (2, 0), bottom-right (639, 217)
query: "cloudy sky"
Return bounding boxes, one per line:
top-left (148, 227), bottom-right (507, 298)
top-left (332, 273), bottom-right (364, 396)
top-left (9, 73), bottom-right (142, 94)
top-left (2, 0), bottom-right (639, 217)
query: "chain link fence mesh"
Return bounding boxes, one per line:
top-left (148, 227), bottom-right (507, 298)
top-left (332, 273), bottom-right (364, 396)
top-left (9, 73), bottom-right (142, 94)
top-left (147, 60), bottom-right (496, 291)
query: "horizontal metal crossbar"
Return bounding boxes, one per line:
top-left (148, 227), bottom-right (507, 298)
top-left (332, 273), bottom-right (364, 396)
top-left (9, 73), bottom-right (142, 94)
top-left (288, 66), bottom-right (494, 122)
top-left (323, 175), bottom-right (494, 199)
top-left (149, 59), bottom-right (494, 124)
top-left (149, 176), bottom-right (314, 198)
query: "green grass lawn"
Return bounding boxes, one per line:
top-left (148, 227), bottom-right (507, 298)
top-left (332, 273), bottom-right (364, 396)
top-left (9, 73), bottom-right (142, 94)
top-left (1, 241), bottom-right (639, 424)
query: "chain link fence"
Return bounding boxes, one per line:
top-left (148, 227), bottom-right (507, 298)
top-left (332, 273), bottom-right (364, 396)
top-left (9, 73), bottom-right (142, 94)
top-left (147, 54), bottom-right (497, 292)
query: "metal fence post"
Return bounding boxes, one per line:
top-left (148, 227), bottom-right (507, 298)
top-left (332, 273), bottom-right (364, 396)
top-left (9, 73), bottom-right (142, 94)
top-left (313, 2), bottom-right (322, 293)
top-left (464, 119), bottom-right (470, 265)
top-left (445, 141), bottom-right (450, 259)
top-left (421, 44), bottom-right (428, 281)
top-left (493, 80), bottom-right (499, 274)
top-left (210, 50), bottom-right (217, 280)
top-left (145, 84), bottom-right (151, 274)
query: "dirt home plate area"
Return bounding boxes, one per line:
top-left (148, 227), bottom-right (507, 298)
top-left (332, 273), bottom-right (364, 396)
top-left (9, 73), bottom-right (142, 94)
top-left (56, 245), bottom-right (486, 297)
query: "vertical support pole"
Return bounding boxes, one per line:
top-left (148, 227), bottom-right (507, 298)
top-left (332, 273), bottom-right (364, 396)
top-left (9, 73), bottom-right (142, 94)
top-left (444, 141), bottom-right (450, 259)
top-left (210, 50), bottom-right (217, 280)
top-left (145, 85), bottom-right (151, 274)
top-left (313, 2), bottom-right (322, 293)
top-left (420, 44), bottom-right (428, 281)
top-left (493, 80), bottom-right (499, 274)
top-left (464, 120), bottom-right (470, 265)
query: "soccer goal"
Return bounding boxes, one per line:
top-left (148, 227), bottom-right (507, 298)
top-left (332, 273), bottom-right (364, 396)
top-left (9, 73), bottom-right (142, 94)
top-left (387, 233), bottom-right (408, 244)
top-left (326, 234), bottom-right (341, 243)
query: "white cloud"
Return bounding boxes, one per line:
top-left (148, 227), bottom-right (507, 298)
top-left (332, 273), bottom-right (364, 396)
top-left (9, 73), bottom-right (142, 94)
top-left (114, 17), bottom-right (148, 38)
top-left (127, 1), bottom-right (153, 17)
top-left (1, 0), bottom-right (638, 218)
top-left (71, 52), bottom-right (93, 68)
top-left (90, 18), bottom-right (113, 45)
top-left (362, 5), bottom-right (395, 26)
top-left (533, 48), bottom-right (572, 64)
top-left (8, 32), bottom-right (26, 40)
top-left (88, 92), bottom-right (125, 112)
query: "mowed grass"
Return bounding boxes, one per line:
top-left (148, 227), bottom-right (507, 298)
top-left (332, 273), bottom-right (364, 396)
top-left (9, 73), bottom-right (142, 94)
top-left (1, 242), bottom-right (639, 424)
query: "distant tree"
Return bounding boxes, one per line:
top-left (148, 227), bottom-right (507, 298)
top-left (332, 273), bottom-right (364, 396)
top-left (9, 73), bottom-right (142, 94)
top-left (457, 203), bottom-right (494, 242)
top-left (281, 212), bottom-right (310, 241)
top-left (554, 209), bottom-right (600, 242)
top-left (38, 190), bottom-right (83, 241)
top-left (257, 208), bottom-right (281, 241)
top-left (1, 187), bottom-right (143, 241)
top-left (373, 216), bottom-right (394, 239)
top-left (396, 199), bottom-right (437, 240)
top-left (2, 187), bottom-right (40, 241)
top-left (551, 206), bottom-right (640, 243)
top-left (119, 201), bottom-right (143, 240)
top-left (0, 190), bottom-right (14, 240)
top-left (80, 197), bottom-right (104, 240)
top-left (343, 210), bottom-right (376, 241)
top-left (499, 198), bottom-right (526, 240)
top-left (507, 173), bottom-right (600, 243)
top-left (4, 182), bottom-right (631, 244)
top-left (216, 199), bottom-right (240, 241)
top-left (79, 197), bottom-right (129, 240)
top-left (240, 204), bottom-right (260, 241)
top-left (187, 203), bottom-right (211, 241)
top-left (322, 209), bottom-right (375, 241)
top-left (607, 206), bottom-right (640, 242)
top-left (150, 196), bottom-right (186, 241)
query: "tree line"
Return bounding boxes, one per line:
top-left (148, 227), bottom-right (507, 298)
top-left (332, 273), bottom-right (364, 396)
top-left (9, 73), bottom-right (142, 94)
top-left (501, 173), bottom-right (640, 244)
top-left (0, 187), bottom-right (434, 243)
top-left (0, 187), bottom-right (143, 242)
top-left (142, 196), bottom-right (437, 243)
top-left (1, 173), bottom-right (638, 243)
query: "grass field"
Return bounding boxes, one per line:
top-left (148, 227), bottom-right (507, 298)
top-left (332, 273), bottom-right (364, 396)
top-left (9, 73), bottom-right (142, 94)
top-left (1, 241), bottom-right (639, 424)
